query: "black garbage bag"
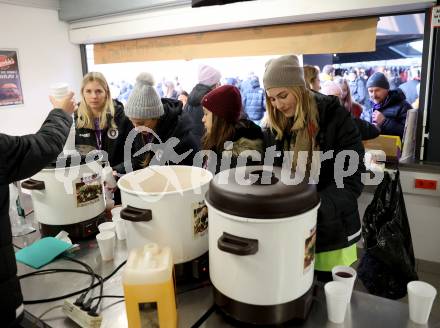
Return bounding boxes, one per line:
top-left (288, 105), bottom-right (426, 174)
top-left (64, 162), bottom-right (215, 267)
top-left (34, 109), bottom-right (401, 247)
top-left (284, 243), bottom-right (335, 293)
top-left (358, 170), bottom-right (418, 299)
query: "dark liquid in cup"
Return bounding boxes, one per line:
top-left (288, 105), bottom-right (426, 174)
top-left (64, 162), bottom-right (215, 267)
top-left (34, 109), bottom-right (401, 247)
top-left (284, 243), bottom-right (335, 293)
top-left (336, 272), bottom-right (353, 278)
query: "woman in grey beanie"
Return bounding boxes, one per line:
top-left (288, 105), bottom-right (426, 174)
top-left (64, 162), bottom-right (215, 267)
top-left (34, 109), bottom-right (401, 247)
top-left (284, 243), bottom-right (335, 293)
top-left (125, 72), bottom-right (200, 167)
top-left (262, 55), bottom-right (365, 282)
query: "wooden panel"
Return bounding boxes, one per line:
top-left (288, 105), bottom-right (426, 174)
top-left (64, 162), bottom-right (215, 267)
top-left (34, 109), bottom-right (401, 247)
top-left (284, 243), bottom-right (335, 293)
top-left (94, 17), bottom-right (377, 64)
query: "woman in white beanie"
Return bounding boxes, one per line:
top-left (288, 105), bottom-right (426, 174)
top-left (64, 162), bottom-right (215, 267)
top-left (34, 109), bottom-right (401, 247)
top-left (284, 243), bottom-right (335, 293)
top-left (75, 72), bottom-right (145, 204)
top-left (125, 72), bottom-right (200, 167)
top-left (263, 55), bottom-right (365, 282)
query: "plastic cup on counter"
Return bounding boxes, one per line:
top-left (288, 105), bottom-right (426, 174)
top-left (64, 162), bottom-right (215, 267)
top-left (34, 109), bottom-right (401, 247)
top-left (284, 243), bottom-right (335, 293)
top-left (407, 280), bottom-right (437, 324)
top-left (325, 281), bottom-right (351, 324)
top-left (111, 206), bottom-right (122, 220)
top-left (98, 221), bottom-right (116, 234)
top-left (332, 265), bottom-right (357, 301)
top-left (96, 231), bottom-right (116, 261)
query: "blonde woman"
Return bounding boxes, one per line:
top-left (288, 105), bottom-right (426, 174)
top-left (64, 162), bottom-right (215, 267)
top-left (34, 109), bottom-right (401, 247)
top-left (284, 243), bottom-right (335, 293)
top-left (75, 72), bottom-right (144, 177)
top-left (263, 55), bottom-right (365, 282)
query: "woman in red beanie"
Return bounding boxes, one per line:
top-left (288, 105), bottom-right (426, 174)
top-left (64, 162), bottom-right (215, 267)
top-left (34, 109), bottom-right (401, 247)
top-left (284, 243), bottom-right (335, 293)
top-left (201, 85), bottom-right (264, 173)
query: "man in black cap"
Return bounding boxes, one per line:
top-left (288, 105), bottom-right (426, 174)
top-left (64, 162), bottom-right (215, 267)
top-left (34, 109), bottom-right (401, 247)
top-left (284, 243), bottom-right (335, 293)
top-left (363, 72), bottom-right (411, 139)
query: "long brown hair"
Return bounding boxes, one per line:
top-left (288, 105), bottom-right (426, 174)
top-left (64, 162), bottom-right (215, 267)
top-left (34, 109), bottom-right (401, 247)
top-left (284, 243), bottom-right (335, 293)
top-left (266, 86), bottom-right (319, 140)
top-left (303, 65), bottom-right (319, 90)
top-left (202, 114), bottom-right (236, 151)
top-left (76, 72), bottom-right (116, 130)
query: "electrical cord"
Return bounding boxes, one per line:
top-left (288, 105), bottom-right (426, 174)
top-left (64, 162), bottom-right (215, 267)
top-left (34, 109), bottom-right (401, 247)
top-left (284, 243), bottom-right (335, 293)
top-left (62, 256), bottom-right (96, 307)
top-left (19, 260), bottom-right (126, 305)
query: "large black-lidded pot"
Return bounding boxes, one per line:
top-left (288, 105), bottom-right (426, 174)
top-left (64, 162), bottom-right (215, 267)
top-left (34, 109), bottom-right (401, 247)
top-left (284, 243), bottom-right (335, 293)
top-left (206, 165), bottom-right (320, 325)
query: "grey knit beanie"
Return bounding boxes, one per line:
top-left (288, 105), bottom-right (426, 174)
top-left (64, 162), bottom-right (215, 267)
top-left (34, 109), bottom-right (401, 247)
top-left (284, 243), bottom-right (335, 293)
top-left (263, 55), bottom-right (306, 89)
top-left (125, 73), bottom-right (164, 119)
top-left (366, 72), bottom-right (390, 90)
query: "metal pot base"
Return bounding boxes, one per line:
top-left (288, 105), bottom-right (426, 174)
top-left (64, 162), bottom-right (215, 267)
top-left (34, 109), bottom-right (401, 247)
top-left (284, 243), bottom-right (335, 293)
top-left (214, 283), bottom-right (315, 325)
top-left (39, 212), bottom-right (106, 241)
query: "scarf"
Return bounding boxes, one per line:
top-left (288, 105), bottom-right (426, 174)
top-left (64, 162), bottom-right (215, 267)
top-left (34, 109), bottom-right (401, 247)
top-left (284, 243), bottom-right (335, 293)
top-left (284, 96), bottom-right (320, 181)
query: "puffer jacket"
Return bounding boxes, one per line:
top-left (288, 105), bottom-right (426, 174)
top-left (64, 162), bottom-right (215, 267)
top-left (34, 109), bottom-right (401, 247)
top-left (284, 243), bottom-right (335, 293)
top-left (362, 89), bottom-right (411, 139)
top-left (204, 119), bottom-right (264, 174)
top-left (75, 99), bottom-right (144, 174)
top-left (0, 108), bottom-right (71, 326)
top-left (264, 92), bottom-right (365, 253)
top-left (142, 98), bottom-right (200, 167)
top-left (185, 84), bottom-right (213, 142)
top-left (242, 78), bottom-right (266, 121)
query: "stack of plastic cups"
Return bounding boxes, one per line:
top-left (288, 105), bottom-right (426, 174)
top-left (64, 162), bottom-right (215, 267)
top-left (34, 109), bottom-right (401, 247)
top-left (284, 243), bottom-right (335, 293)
top-left (50, 83), bottom-right (76, 154)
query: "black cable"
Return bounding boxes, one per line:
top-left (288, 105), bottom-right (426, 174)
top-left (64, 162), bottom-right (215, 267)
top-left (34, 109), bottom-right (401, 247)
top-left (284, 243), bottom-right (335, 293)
top-left (90, 295), bottom-right (124, 301)
top-left (190, 304), bottom-right (217, 328)
top-left (62, 256), bottom-right (95, 306)
top-left (18, 260), bottom-right (126, 305)
top-left (19, 269), bottom-right (103, 304)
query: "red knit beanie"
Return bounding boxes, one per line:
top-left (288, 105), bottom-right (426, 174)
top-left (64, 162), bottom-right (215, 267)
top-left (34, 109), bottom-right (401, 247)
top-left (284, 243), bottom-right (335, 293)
top-left (202, 85), bottom-right (241, 123)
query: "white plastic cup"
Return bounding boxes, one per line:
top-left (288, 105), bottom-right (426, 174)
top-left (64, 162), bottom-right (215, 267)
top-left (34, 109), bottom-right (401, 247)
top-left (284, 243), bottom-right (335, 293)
top-left (111, 206), bottom-right (122, 220)
top-left (325, 281), bottom-right (351, 324)
top-left (50, 82), bottom-right (69, 100)
top-left (114, 218), bottom-right (127, 240)
top-left (407, 281), bottom-right (437, 324)
top-left (102, 166), bottom-right (117, 189)
top-left (332, 265), bottom-right (357, 301)
top-left (96, 231), bottom-right (116, 261)
top-left (98, 221), bottom-right (116, 234)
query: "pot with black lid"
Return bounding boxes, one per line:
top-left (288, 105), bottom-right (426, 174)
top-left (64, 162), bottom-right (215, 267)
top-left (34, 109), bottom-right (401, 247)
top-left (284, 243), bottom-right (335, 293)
top-left (206, 165), bottom-right (320, 325)
top-left (21, 149), bottom-right (106, 239)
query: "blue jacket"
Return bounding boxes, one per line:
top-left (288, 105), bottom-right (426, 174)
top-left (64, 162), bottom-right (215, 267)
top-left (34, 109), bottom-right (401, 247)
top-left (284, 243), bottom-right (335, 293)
top-left (361, 89), bottom-right (411, 139)
top-left (242, 78), bottom-right (265, 121)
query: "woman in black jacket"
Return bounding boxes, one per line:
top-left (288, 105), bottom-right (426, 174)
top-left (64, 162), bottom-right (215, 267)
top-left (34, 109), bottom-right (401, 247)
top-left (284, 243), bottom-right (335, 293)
top-left (0, 94), bottom-right (76, 327)
top-left (201, 85), bottom-right (264, 174)
top-left (263, 55), bottom-right (365, 282)
top-left (124, 73), bottom-right (200, 168)
top-left (75, 72), bottom-right (144, 175)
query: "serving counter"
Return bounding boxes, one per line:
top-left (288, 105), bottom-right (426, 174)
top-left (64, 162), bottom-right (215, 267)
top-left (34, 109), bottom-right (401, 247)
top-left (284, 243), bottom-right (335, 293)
top-left (13, 213), bottom-right (440, 328)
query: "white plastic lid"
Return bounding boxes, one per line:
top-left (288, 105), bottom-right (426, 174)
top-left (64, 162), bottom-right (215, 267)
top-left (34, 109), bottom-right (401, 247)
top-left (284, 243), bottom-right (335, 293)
top-left (123, 243), bottom-right (173, 285)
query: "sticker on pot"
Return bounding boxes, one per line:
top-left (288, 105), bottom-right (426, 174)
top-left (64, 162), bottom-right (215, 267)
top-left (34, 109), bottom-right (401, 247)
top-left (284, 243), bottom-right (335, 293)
top-left (74, 173), bottom-right (103, 208)
top-left (192, 201), bottom-right (208, 239)
top-left (304, 225), bottom-right (316, 273)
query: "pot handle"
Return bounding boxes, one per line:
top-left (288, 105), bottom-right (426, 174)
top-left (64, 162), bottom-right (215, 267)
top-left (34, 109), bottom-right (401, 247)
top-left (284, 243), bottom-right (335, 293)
top-left (21, 179), bottom-right (45, 190)
top-left (218, 232), bottom-right (258, 256)
top-left (120, 205), bottom-right (152, 222)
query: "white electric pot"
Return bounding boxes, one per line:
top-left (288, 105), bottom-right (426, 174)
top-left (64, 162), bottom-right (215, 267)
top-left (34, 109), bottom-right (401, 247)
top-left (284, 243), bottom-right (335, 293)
top-left (206, 166), bottom-right (320, 325)
top-left (118, 165), bottom-right (213, 264)
top-left (21, 153), bottom-right (105, 225)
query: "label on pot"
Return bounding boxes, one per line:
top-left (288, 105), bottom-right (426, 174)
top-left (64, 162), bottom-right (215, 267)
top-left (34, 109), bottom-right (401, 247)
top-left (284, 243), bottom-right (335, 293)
top-left (74, 174), bottom-right (103, 208)
top-left (304, 225), bottom-right (316, 274)
top-left (192, 201), bottom-right (208, 239)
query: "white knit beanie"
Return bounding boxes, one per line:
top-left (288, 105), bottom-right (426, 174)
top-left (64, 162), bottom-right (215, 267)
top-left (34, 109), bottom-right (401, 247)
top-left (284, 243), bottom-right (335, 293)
top-left (125, 73), bottom-right (164, 119)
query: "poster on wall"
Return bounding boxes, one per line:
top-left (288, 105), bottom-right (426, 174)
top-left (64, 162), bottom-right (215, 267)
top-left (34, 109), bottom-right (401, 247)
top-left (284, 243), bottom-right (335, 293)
top-left (0, 50), bottom-right (24, 107)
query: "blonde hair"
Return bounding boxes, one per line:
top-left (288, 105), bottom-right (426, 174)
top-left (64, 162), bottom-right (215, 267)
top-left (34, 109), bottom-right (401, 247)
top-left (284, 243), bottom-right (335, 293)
top-left (76, 72), bottom-right (116, 130)
top-left (303, 65), bottom-right (319, 90)
top-left (266, 86), bottom-right (318, 140)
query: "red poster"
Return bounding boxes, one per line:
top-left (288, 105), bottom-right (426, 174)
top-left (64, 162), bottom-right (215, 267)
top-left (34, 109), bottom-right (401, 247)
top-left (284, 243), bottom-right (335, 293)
top-left (0, 50), bottom-right (24, 106)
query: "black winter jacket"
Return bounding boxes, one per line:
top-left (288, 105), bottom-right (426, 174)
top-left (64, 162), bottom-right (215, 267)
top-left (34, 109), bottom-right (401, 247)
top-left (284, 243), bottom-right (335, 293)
top-left (75, 100), bottom-right (144, 174)
top-left (374, 89), bottom-right (411, 139)
top-left (264, 93), bottom-right (365, 253)
top-left (185, 84), bottom-right (213, 142)
top-left (143, 98), bottom-right (200, 166)
top-left (204, 119), bottom-right (264, 174)
top-left (0, 109), bottom-right (71, 326)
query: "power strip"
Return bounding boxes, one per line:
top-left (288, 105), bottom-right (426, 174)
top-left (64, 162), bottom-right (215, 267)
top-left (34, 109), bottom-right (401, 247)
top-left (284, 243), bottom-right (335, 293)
top-left (62, 299), bottom-right (103, 328)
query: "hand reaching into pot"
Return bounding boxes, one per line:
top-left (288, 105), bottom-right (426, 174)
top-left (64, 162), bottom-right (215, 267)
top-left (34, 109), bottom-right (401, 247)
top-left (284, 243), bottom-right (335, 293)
top-left (49, 91), bottom-right (77, 115)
